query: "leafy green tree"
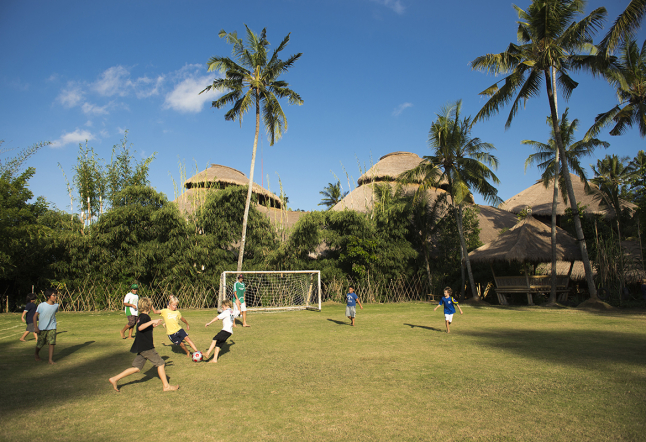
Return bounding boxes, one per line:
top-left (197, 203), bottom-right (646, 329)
top-left (318, 181), bottom-right (347, 209)
top-left (590, 154), bottom-right (633, 238)
top-left (201, 25), bottom-right (303, 273)
top-left (400, 100), bottom-right (500, 300)
top-left (470, 0), bottom-right (610, 300)
top-left (523, 109), bottom-right (608, 304)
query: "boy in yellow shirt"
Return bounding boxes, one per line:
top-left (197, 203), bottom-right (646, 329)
top-left (154, 296), bottom-right (198, 358)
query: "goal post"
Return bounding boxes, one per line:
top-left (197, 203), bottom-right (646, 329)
top-left (219, 270), bottom-right (322, 312)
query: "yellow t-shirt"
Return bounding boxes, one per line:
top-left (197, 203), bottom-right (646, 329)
top-left (160, 309), bottom-right (183, 335)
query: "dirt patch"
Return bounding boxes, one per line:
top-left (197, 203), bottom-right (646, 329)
top-left (576, 298), bottom-right (615, 311)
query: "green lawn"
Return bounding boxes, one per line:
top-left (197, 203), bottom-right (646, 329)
top-left (1, 303), bottom-right (645, 441)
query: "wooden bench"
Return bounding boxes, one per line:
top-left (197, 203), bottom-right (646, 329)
top-left (493, 274), bottom-right (571, 305)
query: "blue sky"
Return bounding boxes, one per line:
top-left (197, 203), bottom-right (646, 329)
top-left (1, 0), bottom-right (644, 212)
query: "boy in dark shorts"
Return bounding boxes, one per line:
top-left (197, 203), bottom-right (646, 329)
top-left (155, 295), bottom-right (199, 358)
top-left (109, 297), bottom-right (179, 392)
top-left (204, 300), bottom-right (237, 364)
top-left (34, 289), bottom-right (59, 364)
top-left (20, 293), bottom-right (38, 341)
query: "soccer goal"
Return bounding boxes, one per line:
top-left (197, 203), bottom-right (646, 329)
top-left (219, 271), bottom-right (322, 312)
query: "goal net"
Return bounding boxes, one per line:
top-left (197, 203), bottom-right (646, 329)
top-left (219, 271), bottom-right (322, 312)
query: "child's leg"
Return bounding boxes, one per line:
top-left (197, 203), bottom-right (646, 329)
top-left (184, 336), bottom-right (198, 353)
top-left (35, 346), bottom-right (42, 362)
top-left (48, 344), bottom-right (56, 364)
top-left (204, 340), bottom-right (217, 359)
top-left (179, 342), bottom-right (191, 357)
top-left (445, 319), bottom-right (450, 333)
top-left (20, 331), bottom-right (29, 341)
top-left (120, 324), bottom-right (130, 339)
top-left (242, 310), bottom-right (250, 327)
top-left (350, 315), bottom-right (355, 326)
top-left (109, 367), bottom-right (140, 392)
top-left (32, 332), bottom-right (38, 340)
top-left (157, 365), bottom-right (179, 391)
top-left (208, 346), bottom-right (222, 364)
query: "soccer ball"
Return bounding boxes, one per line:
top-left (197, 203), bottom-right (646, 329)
top-left (192, 351), bottom-right (203, 362)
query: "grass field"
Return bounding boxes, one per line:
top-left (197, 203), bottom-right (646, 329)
top-left (1, 302), bottom-right (645, 442)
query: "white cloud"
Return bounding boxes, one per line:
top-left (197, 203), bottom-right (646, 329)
top-left (163, 72), bottom-right (221, 113)
top-left (57, 82), bottom-right (85, 108)
top-left (370, 0), bottom-right (405, 14)
top-left (50, 129), bottom-right (95, 148)
top-left (93, 66), bottom-right (132, 97)
top-left (135, 75), bottom-right (165, 98)
top-left (85, 120), bottom-right (93, 127)
top-left (82, 102), bottom-right (110, 116)
top-left (392, 102), bottom-right (413, 116)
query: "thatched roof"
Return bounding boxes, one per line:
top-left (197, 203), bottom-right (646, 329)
top-left (476, 205), bottom-right (519, 245)
top-left (257, 205), bottom-right (307, 232)
top-left (330, 182), bottom-right (450, 213)
top-left (357, 152), bottom-right (423, 185)
top-left (499, 173), bottom-right (636, 217)
top-left (469, 215), bottom-right (582, 264)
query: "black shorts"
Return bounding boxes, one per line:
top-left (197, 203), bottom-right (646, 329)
top-left (212, 330), bottom-right (232, 347)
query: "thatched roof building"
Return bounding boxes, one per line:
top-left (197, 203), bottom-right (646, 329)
top-left (357, 152), bottom-right (424, 185)
top-left (499, 173), bottom-right (636, 218)
top-left (469, 215), bottom-right (582, 264)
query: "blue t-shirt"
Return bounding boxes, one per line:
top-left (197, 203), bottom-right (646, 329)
top-left (24, 302), bottom-right (37, 324)
top-left (36, 302), bottom-right (59, 330)
top-left (346, 292), bottom-right (358, 307)
top-left (438, 296), bottom-right (457, 315)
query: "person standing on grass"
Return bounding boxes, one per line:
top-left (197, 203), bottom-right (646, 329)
top-left (34, 289), bottom-right (59, 364)
top-left (434, 287), bottom-right (463, 333)
top-left (345, 286), bottom-right (363, 326)
top-left (154, 295), bottom-right (199, 358)
top-left (204, 299), bottom-right (238, 363)
top-left (120, 284), bottom-right (139, 339)
top-left (109, 297), bottom-right (179, 393)
top-left (20, 293), bottom-right (38, 341)
top-left (233, 274), bottom-right (250, 327)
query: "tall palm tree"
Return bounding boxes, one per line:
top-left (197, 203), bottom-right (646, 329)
top-left (470, 0), bottom-right (610, 300)
top-left (523, 108), bottom-right (608, 304)
top-left (318, 181), bottom-right (347, 210)
top-left (590, 154), bottom-right (632, 234)
top-left (201, 25), bottom-right (303, 272)
top-left (586, 39), bottom-right (646, 139)
top-left (598, 0), bottom-right (646, 56)
top-left (400, 100), bottom-right (501, 301)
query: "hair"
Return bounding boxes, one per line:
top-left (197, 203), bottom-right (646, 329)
top-left (222, 299), bottom-right (233, 308)
top-left (138, 297), bottom-right (153, 313)
top-left (169, 295), bottom-right (179, 305)
top-left (44, 288), bottom-right (58, 299)
top-left (443, 287), bottom-right (453, 296)
top-left (238, 274), bottom-right (243, 279)
top-left (26, 293), bottom-right (37, 303)
top-left (348, 286), bottom-right (354, 291)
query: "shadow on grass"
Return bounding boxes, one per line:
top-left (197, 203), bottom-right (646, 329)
top-left (204, 340), bottom-right (235, 362)
top-left (404, 323), bottom-right (442, 332)
top-left (460, 328), bottom-right (646, 369)
top-left (327, 319), bottom-right (350, 326)
top-left (56, 340), bottom-right (95, 361)
top-left (117, 356), bottom-right (176, 390)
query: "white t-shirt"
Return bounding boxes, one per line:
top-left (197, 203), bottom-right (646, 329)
top-left (124, 292), bottom-right (139, 316)
top-left (217, 308), bottom-right (237, 334)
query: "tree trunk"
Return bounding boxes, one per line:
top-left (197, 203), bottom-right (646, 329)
top-left (237, 97), bottom-right (261, 273)
top-left (455, 203), bottom-right (479, 300)
top-left (549, 66), bottom-right (559, 306)
top-left (544, 70), bottom-right (598, 299)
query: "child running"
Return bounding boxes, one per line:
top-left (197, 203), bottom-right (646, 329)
top-left (20, 293), bottom-right (38, 341)
top-left (34, 289), bottom-right (59, 364)
top-left (204, 299), bottom-right (237, 364)
top-left (155, 295), bottom-right (198, 358)
top-left (109, 297), bottom-right (179, 392)
top-left (434, 287), bottom-right (463, 333)
top-left (345, 286), bottom-right (363, 326)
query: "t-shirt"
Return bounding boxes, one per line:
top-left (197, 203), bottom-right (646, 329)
top-left (346, 292), bottom-right (358, 307)
top-left (35, 302), bottom-right (59, 330)
top-left (217, 308), bottom-right (236, 334)
top-left (159, 308), bottom-right (183, 335)
top-left (130, 313), bottom-right (155, 354)
top-left (234, 281), bottom-right (245, 303)
top-left (24, 302), bottom-right (37, 324)
top-left (438, 296), bottom-right (458, 315)
top-left (123, 292), bottom-right (139, 316)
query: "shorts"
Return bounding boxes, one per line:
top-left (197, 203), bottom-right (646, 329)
top-left (445, 314), bottom-right (454, 322)
top-left (126, 315), bottom-right (137, 327)
top-left (132, 349), bottom-right (165, 370)
top-left (26, 323), bottom-right (35, 332)
top-left (36, 329), bottom-right (57, 349)
top-left (235, 301), bottom-right (247, 312)
top-left (346, 306), bottom-right (356, 318)
top-left (212, 330), bottom-right (232, 348)
top-left (168, 329), bottom-right (188, 345)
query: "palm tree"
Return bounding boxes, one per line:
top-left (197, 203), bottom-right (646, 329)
top-left (586, 39), bottom-right (646, 139)
top-left (318, 181), bottom-right (347, 210)
top-left (590, 154), bottom-right (632, 234)
top-left (470, 0), bottom-right (610, 300)
top-left (201, 25), bottom-right (303, 272)
top-left (598, 0), bottom-right (646, 56)
top-left (523, 108), bottom-right (608, 304)
top-left (400, 100), bottom-right (501, 301)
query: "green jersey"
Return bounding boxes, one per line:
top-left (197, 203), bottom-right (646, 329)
top-left (234, 281), bottom-right (245, 303)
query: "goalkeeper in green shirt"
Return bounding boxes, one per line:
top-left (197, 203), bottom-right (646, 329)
top-left (234, 274), bottom-right (250, 327)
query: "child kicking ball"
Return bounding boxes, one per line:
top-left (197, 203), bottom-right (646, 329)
top-left (204, 300), bottom-right (237, 364)
top-left (434, 287), bottom-right (463, 333)
top-left (155, 295), bottom-right (199, 358)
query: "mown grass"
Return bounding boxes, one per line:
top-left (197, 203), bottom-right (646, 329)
top-left (0, 303), bottom-right (645, 441)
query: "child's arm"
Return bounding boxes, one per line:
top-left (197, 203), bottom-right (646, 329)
top-left (457, 303), bottom-right (463, 315)
top-left (21, 310), bottom-right (27, 323)
top-left (151, 307), bottom-right (161, 314)
top-left (33, 312), bottom-right (39, 333)
top-left (181, 316), bottom-right (190, 331)
top-left (138, 318), bottom-right (163, 331)
top-left (205, 316), bottom-right (220, 327)
top-left (357, 297), bottom-right (363, 309)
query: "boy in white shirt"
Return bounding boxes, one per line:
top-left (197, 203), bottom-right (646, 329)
top-left (204, 300), bottom-right (238, 364)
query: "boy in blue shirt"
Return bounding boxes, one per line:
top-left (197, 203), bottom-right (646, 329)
top-left (434, 287), bottom-right (463, 333)
top-left (345, 286), bottom-right (363, 326)
top-left (34, 289), bottom-right (59, 364)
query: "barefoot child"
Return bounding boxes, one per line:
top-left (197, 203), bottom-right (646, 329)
top-left (20, 293), bottom-right (38, 341)
top-left (345, 286), bottom-right (363, 326)
top-left (204, 300), bottom-right (237, 364)
top-left (120, 284), bottom-right (139, 339)
top-left (233, 274), bottom-right (250, 327)
top-left (109, 297), bottom-right (179, 392)
top-left (434, 287), bottom-right (463, 333)
top-left (34, 289), bottom-right (59, 364)
top-left (155, 296), bottom-right (198, 358)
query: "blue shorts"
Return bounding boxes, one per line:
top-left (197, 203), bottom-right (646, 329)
top-left (168, 329), bottom-right (188, 345)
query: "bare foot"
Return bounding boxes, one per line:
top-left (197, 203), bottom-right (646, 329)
top-left (120, 331), bottom-right (125, 339)
top-left (109, 377), bottom-right (120, 392)
top-left (127, 336), bottom-right (134, 339)
top-left (35, 356), bottom-right (42, 362)
top-left (208, 359), bottom-right (218, 364)
top-left (19, 339), bottom-right (26, 342)
top-left (163, 385), bottom-right (179, 392)
top-left (48, 360), bottom-right (56, 365)
top-left (243, 324), bottom-right (251, 327)
top-left (186, 353), bottom-right (192, 358)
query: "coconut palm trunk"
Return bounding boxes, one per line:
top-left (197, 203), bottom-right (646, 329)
top-left (455, 202), bottom-right (478, 300)
top-left (544, 70), bottom-right (598, 299)
top-left (549, 67), bottom-right (559, 306)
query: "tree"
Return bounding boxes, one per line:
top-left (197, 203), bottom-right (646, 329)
top-left (586, 39), bottom-right (646, 139)
top-left (471, 0), bottom-right (610, 300)
top-left (523, 108), bottom-right (608, 304)
top-left (400, 100), bottom-right (501, 301)
top-left (590, 154), bottom-right (633, 235)
top-left (318, 181), bottom-right (347, 209)
top-left (598, 0), bottom-right (646, 56)
top-left (201, 25), bottom-right (303, 272)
